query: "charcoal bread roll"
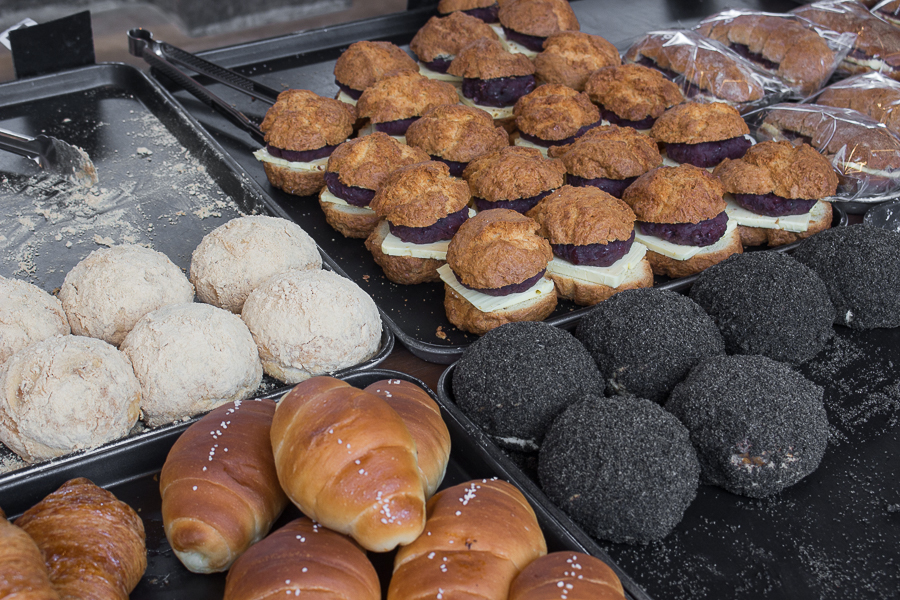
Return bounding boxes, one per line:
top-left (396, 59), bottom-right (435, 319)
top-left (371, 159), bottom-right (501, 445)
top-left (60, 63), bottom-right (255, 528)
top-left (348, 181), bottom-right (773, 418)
top-left (0, 276), bottom-right (69, 366)
top-left (688, 251), bottom-right (835, 365)
top-left (223, 517), bottom-right (379, 600)
top-left (791, 224), bottom-right (900, 330)
top-left (160, 398), bottom-right (288, 574)
top-left (508, 552), bottom-right (626, 600)
top-left (666, 354), bottom-right (828, 498)
top-left (575, 287), bottom-right (725, 403)
top-left (539, 395), bottom-right (700, 544)
top-left (452, 320), bottom-right (604, 451)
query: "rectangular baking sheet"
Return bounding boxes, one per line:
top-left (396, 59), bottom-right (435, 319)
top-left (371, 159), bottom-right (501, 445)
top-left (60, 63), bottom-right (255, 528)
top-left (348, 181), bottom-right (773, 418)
top-left (153, 0), bottom-right (825, 363)
top-left (437, 324), bottom-right (900, 600)
top-left (0, 368), bottom-right (645, 600)
top-left (0, 62), bottom-right (393, 478)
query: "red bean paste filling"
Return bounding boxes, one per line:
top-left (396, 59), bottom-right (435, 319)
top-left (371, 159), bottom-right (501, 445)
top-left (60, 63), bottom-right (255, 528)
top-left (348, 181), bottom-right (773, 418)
top-left (567, 174), bottom-right (638, 199)
top-left (638, 211), bottom-right (729, 247)
top-left (473, 188), bottom-right (554, 213)
top-left (324, 171), bottom-right (376, 207)
top-left (599, 108), bottom-right (657, 131)
top-left (267, 143), bottom-right (339, 163)
top-left (665, 135), bottom-right (752, 168)
top-left (389, 206), bottom-right (470, 243)
top-left (462, 75), bottom-right (537, 107)
top-left (733, 193), bottom-right (817, 217)
top-left (457, 268), bottom-right (547, 296)
top-left (519, 121), bottom-right (603, 147)
top-left (335, 80), bottom-right (364, 100)
top-left (552, 229), bottom-right (636, 267)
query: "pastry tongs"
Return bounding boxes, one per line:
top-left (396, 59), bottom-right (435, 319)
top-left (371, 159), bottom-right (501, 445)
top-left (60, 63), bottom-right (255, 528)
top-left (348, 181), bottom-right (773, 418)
top-left (0, 127), bottom-right (98, 187)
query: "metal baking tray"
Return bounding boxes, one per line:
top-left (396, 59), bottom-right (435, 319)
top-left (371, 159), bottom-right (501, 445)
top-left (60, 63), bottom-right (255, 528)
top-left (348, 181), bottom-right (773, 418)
top-left (0, 368), bottom-right (644, 600)
top-left (151, 0), bottom-right (820, 363)
top-left (0, 62), bottom-right (393, 477)
top-left (437, 323), bottom-right (900, 600)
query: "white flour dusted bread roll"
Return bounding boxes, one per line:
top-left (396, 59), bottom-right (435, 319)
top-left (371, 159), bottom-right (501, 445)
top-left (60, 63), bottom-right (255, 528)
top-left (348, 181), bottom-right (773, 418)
top-left (270, 376), bottom-right (427, 552)
top-left (223, 518), bottom-right (379, 600)
top-left (364, 378), bottom-right (451, 498)
top-left (241, 269), bottom-right (381, 384)
top-left (0, 508), bottom-right (59, 600)
top-left (0, 277), bottom-right (69, 366)
top-left (59, 244), bottom-right (194, 346)
top-left (508, 552), bottom-right (626, 600)
top-left (160, 398), bottom-right (287, 574)
top-left (189, 216), bottom-right (322, 314)
top-left (388, 478), bottom-right (547, 600)
top-left (0, 336), bottom-right (141, 462)
top-left (121, 303), bottom-right (262, 426)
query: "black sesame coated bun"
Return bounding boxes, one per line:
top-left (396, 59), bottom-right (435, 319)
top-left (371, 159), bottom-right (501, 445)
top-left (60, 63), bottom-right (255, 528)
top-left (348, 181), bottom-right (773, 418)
top-left (666, 354), bottom-right (828, 499)
top-left (791, 224), bottom-right (900, 330)
top-left (688, 251), bottom-right (835, 365)
top-left (451, 320), bottom-right (604, 452)
top-left (539, 395), bottom-right (700, 544)
top-left (575, 288), bottom-right (725, 403)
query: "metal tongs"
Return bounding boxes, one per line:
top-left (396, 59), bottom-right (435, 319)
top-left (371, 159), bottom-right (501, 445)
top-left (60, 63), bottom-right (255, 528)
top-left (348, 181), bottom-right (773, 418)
top-left (0, 127), bottom-right (98, 187)
top-left (127, 28), bottom-right (282, 146)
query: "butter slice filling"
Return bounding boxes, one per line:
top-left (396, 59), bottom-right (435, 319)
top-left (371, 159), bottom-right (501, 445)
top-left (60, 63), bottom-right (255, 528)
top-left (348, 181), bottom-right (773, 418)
top-left (437, 264), bottom-right (554, 313)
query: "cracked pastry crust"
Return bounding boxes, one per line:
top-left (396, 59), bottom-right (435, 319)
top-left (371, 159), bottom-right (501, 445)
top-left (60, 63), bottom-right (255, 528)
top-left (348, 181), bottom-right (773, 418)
top-left (514, 83), bottom-right (600, 141)
top-left (405, 104), bottom-right (510, 163)
top-left (357, 71), bottom-right (459, 124)
top-left (333, 41), bottom-right (419, 92)
top-left (327, 131), bottom-right (430, 190)
top-left (622, 164), bottom-right (726, 224)
top-left (447, 208), bottom-right (553, 289)
top-left (548, 125), bottom-right (662, 180)
top-left (438, 0), bottom-right (497, 13)
top-left (650, 102), bottom-right (749, 144)
top-left (534, 31), bottom-right (621, 91)
top-left (369, 161), bottom-right (471, 228)
top-left (463, 146), bottom-right (566, 202)
top-left (410, 12), bottom-right (500, 63)
top-left (364, 220), bottom-right (444, 285)
top-left (261, 89), bottom-right (356, 151)
top-left (526, 185), bottom-right (637, 246)
top-left (499, 0), bottom-right (580, 37)
top-left (585, 63), bottom-right (684, 122)
top-left (816, 77), bottom-right (900, 136)
top-left (448, 38), bottom-right (536, 79)
top-left (713, 141), bottom-right (839, 199)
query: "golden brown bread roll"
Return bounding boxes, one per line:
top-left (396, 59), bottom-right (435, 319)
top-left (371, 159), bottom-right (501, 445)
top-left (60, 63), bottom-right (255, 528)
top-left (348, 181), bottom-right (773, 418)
top-left (508, 551), bottom-right (626, 600)
top-left (15, 478), bottom-right (146, 600)
top-left (0, 508), bottom-right (59, 600)
top-left (388, 478), bottom-right (547, 600)
top-left (159, 398), bottom-right (288, 574)
top-left (364, 378), bottom-right (451, 498)
top-left (271, 376), bottom-right (427, 552)
top-left (223, 517), bottom-right (379, 600)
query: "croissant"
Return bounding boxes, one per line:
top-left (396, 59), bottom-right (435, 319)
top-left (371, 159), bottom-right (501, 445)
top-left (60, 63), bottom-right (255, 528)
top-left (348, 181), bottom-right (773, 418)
top-left (15, 478), bottom-right (146, 600)
top-left (223, 517), bottom-right (380, 600)
top-left (0, 508), bottom-right (59, 600)
top-left (388, 478), bottom-right (547, 600)
top-left (508, 552), bottom-right (626, 600)
top-left (270, 375), bottom-right (427, 552)
top-left (160, 398), bottom-right (288, 573)
top-left (364, 378), bottom-right (451, 498)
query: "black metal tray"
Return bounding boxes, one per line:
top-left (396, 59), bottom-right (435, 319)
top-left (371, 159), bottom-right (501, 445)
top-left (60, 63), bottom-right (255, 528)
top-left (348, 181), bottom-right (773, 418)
top-left (437, 323), bottom-right (900, 600)
top-left (152, 0), bottom-right (813, 363)
top-left (0, 62), bottom-right (393, 476)
top-left (0, 369), bottom-right (636, 599)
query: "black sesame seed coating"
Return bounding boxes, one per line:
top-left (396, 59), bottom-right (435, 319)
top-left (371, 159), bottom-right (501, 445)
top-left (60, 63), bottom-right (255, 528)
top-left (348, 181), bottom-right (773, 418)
top-left (539, 395), bottom-right (700, 545)
top-left (666, 354), bottom-right (828, 499)
top-left (791, 224), bottom-right (900, 330)
top-left (575, 288), bottom-right (726, 403)
top-left (451, 321), bottom-right (604, 451)
top-left (688, 251), bottom-right (835, 365)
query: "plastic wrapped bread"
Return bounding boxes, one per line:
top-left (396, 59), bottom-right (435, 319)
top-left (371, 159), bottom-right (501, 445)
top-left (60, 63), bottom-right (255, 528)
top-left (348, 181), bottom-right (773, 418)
top-left (813, 71), bottom-right (900, 137)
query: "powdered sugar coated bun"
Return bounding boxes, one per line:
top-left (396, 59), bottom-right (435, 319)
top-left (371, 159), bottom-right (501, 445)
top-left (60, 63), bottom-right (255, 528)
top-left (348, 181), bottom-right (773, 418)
top-left (0, 335), bottom-right (141, 462)
top-left (0, 276), bottom-right (70, 365)
top-left (190, 216), bottom-right (322, 314)
top-left (241, 270), bottom-right (382, 384)
top-left (60, 244), bottom-right (194, 346)
top-left (121, 303), bottom-right (263, 427)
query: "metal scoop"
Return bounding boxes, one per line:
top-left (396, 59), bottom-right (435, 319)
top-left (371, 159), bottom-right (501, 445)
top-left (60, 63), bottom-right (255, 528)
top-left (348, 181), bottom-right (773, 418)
top-left (0, 127), bottom-right (98, 187)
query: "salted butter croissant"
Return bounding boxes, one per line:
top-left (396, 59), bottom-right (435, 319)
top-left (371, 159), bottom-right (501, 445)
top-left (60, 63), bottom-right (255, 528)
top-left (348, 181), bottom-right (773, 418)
top-left (15, 478), bottom-right (146, 600)
top-left (0, 508), bottom-right (59, 600)
top-left (270, 376), bottom-right (427, 552)
top-left (160, 398), bottom-right (288, 573)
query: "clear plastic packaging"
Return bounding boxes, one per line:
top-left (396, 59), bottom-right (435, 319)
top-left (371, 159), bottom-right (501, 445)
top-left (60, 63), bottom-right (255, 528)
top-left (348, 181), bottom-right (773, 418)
top-left (871, 0), bottom-right (900, 28)
top-left (694, 9), bottom-right (855, 98)
top-left (791, 0), bottom-right (900, 80)
top-left (810, 71), bottom-right (900, 137)
top-left (748, 102), bottom-right (900, 209)
top-left (622, 29), bottom-right (794, 114)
